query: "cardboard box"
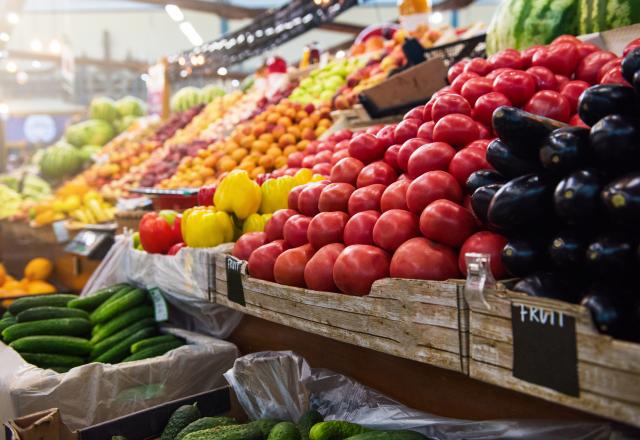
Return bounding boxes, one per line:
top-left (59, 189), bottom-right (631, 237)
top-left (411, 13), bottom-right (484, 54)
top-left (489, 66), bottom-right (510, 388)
top-left (579, 23), bottom-right (640, 55)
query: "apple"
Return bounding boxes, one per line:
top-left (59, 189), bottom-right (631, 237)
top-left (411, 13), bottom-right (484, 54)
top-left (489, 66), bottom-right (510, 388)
top-left (372, 209), bottom-right (419, 252)
top-left (318, 182), bottom-right (355, 212)
top-left (356, 161), bottom-right (398, 187)
top-left (307, 211), bottom-right (349, 249)
top-left (348, 184), bottom-right (386, 215)
top-left (248, 239), bottom-right (289, 282)
top-left (265, 209), bottom-right (298, 242)
top-left (330, 157), bottom-right (365, 186)
top-left (394, 118), bottom-right (421, 144)
top-left (380, 180), bottom-right (410, 211)
top-left (298, 182), bottom-right (328, 216)
top-left (304, 243), bottom-right (345, 292)
top-left (283, 214), bottom-right (312, 247)
top-left (348, 132), bottom-right (386, 164)
top-left (343, 210), bottom-right (380, 246)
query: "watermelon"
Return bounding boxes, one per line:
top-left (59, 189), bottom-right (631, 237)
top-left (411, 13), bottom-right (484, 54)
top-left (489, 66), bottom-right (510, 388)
top-left (170, 86), bottom-right (201, 112)
top-left (65, 119), bottom-right (114, 147)
top-left (578, 0), bottom-right (640, 34)
top-left (89, 97), bottom-right (119, 122)
top-left (39, 143), bottom-right (83, 179)
top-left (115, 96), bottom-right (146, 118)
top-left (201, 85), bottom-right (225, 103)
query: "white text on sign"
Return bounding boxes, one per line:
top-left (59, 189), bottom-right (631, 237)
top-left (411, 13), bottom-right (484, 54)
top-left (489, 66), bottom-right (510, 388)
top-left (517, 304), bottom-right (565, 327)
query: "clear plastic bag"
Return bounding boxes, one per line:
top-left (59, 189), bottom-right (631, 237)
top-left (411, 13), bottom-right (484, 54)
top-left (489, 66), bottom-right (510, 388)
top-left (224, 351), bottom-right (635, 440)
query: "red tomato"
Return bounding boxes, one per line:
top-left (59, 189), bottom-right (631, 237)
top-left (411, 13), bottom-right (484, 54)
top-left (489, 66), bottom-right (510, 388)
top-left (305, 142), bottom-right (318, 155)
top-left (372, 209), bottom-right (419, 252)
top-left (274, 244), bottom-right (314, 287)
top-left (422, 98), bottom-right (435, 122)
top-left (447, 61), bottom-right (466, 83)
top-left (348, 184), bottom-right (386, 215)
top-left (404, 105), bottom-right (424, 122)
top-left (488, 49), bottom-right (523, 70)
top-left (431, 93), bottom-right (471, 122)
top-left (551, 34), bottom-right (581, 45)
top-left (450, 71), bottom-right (479, 93)
top-left (248, 240), bottom-right (288, 282)
top-left (476, 122), bottom-right (491, 139)
top-left (432, 114), bottom-right (479, 149)
top-left (569, 113), bottom-right (588, 127)
top-left (464, 57), bottom-right (492, 76)
top-left (394, 118), bottom-right (421, 144)
top-left (390, 237), bottom-right (460, 280)
top-left (232, 232), bottom-right (267, 261)
top-left (304, 243), bottom-right (345, 292)
top-left (375, 124), bottom-right (397, 148)
top-left (344, 210), bottom-right (380, 246)
top-left (333, 245), bottom-right (390, 296)
top-left (492, 70), bottom-right (537, 106)
top-left (555, 74), bottom-right (570, 91)
top-left (307, 211), bottom-right (349, 249)
top-left (366, 125), bottom-right (383, 135)
top-left (283, 214), bottom-right (312, 247)
top-left (526, 66), bottom-right (558, 91)
top-left (287, 152), bottom-right (304, 168)
top-left (330, 157), bottom-right (365, 186)
top-left (419, 199), bottom-right (477, 247)
top-left (314, 150), bottom-right (332, 164)
top-left (598, 58), bottom-right (622, 82)
top-left (407, 142), bottom-right (456, 178)
top-left (330, 149), bottom-right (350, 165)
top-left (472, 92), bottom-right (512, 127)
top-left (486, 67), bottom-right (516, 81)
top-left (575, 51), bottom-right (617, 84)
top-left (298, 182), bottom-right (328, 216)
top-left (312, 163), bottom-right (331, 176)
top-left (383, 144), bottom-right (401, 170)
top-left (380, 180), bottom-right (410, 212)
top-left (575, 43), bottom-right (600, 59)
top-left (524, 90), bottom-right (571, 122)
top-left (287, 185), bottom-right (305, 211)
top-left (348, 133), bottom-right (385, 164)
top-left (356, 161), bottom-right (398, 188)
top-left (318, 182), bottom-right (355, 212)
top-left (623, 38), bottom-right (640, 56)
top-left (458, 231), bottom-right (508, 279)
top-left (461, 77), bottom-right (494, 106)
top-left (335, 139), bottom-right (350, 151)
top-left (417, 121), bottom-right (435, 141)
top-left (448, 146), bottom-right (492, 186)
top-left (521, 45), bottom-right (544, 68)
top-left (397, 137), bottom-right (428, 171)
top-left (560, 80), bottom-right (590, 113)
top-left (265, 209), bottom-right (298, 242)
top-left (406, 170), bottom-right (462, 214)
top-left (532, 43), bottom-right (579, 77)
top-left (301, 155), bottom-right (316, 168)
top-left (600, 67), bottom-right (631, 86)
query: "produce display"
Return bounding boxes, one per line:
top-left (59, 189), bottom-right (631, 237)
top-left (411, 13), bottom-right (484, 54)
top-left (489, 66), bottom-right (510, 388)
top-left (289, 58), bottom-right (364, 106)
top-left (0, 259), bottom-right (56, 307)
top-left (0, 172), bottom-right (51, 220)
top-left (171, 85), bottom-right (226, 112)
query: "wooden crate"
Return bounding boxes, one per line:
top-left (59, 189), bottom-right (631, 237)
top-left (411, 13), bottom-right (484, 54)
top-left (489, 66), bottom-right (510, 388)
top-left (214, 253), bottom-right (467, 373)
top-left (467, 287), bottom-right (640, 427)
top-left (329, 104), bottom-right (402, 131)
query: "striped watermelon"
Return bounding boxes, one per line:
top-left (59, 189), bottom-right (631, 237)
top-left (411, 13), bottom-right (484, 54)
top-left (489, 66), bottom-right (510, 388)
top-left (578, 0), bottom-right (640, 34)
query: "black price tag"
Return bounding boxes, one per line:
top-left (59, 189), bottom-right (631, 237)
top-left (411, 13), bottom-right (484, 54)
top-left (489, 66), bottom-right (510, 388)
top-left (511, 304), bottom-right (579, 396)
top-left (226, 256), bottom-right (245, 306)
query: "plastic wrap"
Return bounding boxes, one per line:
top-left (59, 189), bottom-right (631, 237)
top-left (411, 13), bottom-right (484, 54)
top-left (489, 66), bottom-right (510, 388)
top-left (0, 328), bottom-right (238, 435)
top-left (225, 351), bottom-right (635, 440)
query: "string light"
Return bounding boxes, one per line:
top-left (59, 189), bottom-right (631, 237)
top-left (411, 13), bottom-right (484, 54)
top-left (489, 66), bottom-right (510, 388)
top-left (6, 61), bottom-right (17, 73)
top-left (6, 12), bottom-right (19, 25)
top-left (179, 21), bottom-right (203, 46)
top-left (16, 71), bottom-right (28, 85)
top-left (164, 4), bottom-right (184, 22)
top-left (32, 60), bottom-right (42, 68)
top-left (217, 66), bottom-right (228, 76)
top-left (49, 39), bottom-right (62, 54)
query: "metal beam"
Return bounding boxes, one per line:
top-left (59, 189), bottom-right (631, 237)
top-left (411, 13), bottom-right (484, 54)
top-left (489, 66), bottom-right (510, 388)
top-left (128, 0), bottom-right (266, 19)
top-left (318, 21), bottom-right (364, 35)
top-left (7, 50), bottom-right (148, 71)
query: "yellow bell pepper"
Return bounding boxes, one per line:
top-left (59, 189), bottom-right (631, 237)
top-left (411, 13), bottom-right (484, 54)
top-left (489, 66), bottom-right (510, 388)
top-left (182, 206), bottom-right (234, 248)
top-left (242, 213), bottom-right (272, 234)
top-left (260, 176), bottom-right (297, 214)
top-left (293, 168), bottom-right (313, 186)
top-left (214, 170), bottom-right (262, 219)
top-left (310, 174), bottom-right (327, 182)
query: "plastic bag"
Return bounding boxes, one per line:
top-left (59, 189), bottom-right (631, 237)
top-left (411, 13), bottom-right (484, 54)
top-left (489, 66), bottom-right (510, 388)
top-left (224, 351), bottom-right (635, 440)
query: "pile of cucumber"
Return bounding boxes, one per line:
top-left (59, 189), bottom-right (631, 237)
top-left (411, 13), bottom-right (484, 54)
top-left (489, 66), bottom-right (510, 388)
top-left (0, 283), bottom-right (185, 372)
top-left (110, 405), bottom-right (429, 440)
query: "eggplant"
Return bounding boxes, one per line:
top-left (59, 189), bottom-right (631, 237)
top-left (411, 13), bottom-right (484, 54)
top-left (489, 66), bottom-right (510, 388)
top-left (539, 127), bottom-right (590, 175)
top-left (553, 169), bottom-right (603, 225)
top-left (548, 231), bottom-right (588, 271)
top-left (578, 84), bottom-right (638, 126)
top-left (492, 106), bottom-right (566, 159)
top-left (486, 139), bottom-right (541, 179)
top-left (466, 169), bottom-right (505, 195)
top-left (602, 172), bottom-right (640, 225)
top-left (589, 115), bottom-right (640, 172)
top-left (502, 239), bottom-right (545, 277)
top-left (621, 47), bottom-right (640, 84)
top-left (580, 289), bottom-right (625, 337)
top-left (471, 183), bottom-right (502, 225)
top-left (487, 174), bottom-right (553, 231)
top-left (513, 272), bottom-right (580, 303)
top-left (634, 70), bottom-right (640, 97)
top-left (585, 234), bottom-right (635, 277)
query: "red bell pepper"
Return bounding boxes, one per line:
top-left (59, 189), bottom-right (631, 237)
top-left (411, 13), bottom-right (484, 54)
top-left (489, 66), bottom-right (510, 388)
top-left (197, 184), bottom-right (217, 206)
top-left (138, 210), bottom-right (183, 254)
top-left (167, 242), bottom-right (186, 256)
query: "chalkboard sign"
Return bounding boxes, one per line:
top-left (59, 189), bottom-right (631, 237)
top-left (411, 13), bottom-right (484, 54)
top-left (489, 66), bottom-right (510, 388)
top-left (226, 256), bottom-right (245, 306)
top-left (511, 303), bottom-right (579, 396)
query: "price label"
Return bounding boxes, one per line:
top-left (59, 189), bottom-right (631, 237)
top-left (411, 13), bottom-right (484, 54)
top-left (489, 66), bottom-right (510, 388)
top-left (148, 287), bottom-right (169, 322)
top-left (226, 256), bottom-right (245, 306)
top-left (52, 220), bottom-right (69, 243)
top-left (511, 303), bottom-right (579, 396)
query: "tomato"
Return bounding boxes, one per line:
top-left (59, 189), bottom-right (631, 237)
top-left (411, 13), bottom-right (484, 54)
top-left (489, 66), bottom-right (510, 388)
top-left (526, 66), bottom-right (558, 91)
top-left (458, 231), bottom-right (508, 279)
top-left (575, 43), bottom-right (600, 59)
top-left (232, 232), bottom-right (267, 261)
top-left (447, 61), bottom-right (466, 83)
top-left (287, 185), bottom-right (304, 211)
top-left (348, 132), bottom-right (385, 164)
top-left (333, 245), bottom-right (390, 296)
top-left (330, 149), bottom-right (349, 166)
top-left (380, 180), bottom-right (410, 212)
top-left (404, 105), bottom-right (424, 122)
top-left (472, 92), bottom-right (511, 128)
top-left (357, 161), bottom-right (398, 187)
top-left (406, 170), bottom-right (462, 214)
top-left (488, 49), bottom-right (523, 70)
top-left (265, 209), bottom-right (298, 242)
top-left (463, 57), bottom-right (492, 76)
top-left (419, 199), bottom-right (476, 247)
top-left (521, 45), bottom-right (544, 68)
top-left (448, 146), bottom-right (492, 186)
top-left (431, 93), bottom-right (471, 122)
top-left (335, 139), bottom-right (350, 151)
top-left (560, 80), bottom-right (590, 113)
top-left (575, 51), bottom-right (617, 84)
top-left (407, 141), bottom-right (456, 178)
top-left (555, 74), bottom-right (570, 91)
top-left (486, 67), bottom-right (516, 81)
top-left (372, 209), bottom-right (419, 252)
top-left (283, 214), bottom-right (312, 247)
top-left (314, 150), bottom-right (332, 164)
top-left (301, 155), bottom-right (316, 168)
top-left (597, 58), bottom-right (622, 82)
top-left (397, 137), bottom-right (428, 171)
top-left (298, 182), bottom-right (328, 216)
top-left (417, 121), bottom-right (435, 141)
top-left (248, 239), bottom-right (288, 282)
top-left (307, 211), bottom-right (349, 249)
top-left (312, 163), bottom-right (331, 176)
top-left (551, 34), bottom-right (581, 46)
top-left (476, 122), bottom-right (491, 139)
top-left (432, 114), bottom-right (479, 149)
top-left (532, 43), bottom-right (579, 77)
top-left (343, 210), bottom-right (380, 246)
top-left (383, 144), bottom-right (401, 171)
top-left (375, 124), bottom-right (397, 148)
top-left (304, 243), bottom-right (345, 292)
top-left (330, 157), bottom-right (365, 186)
top-left (274, 244), bottom-right (314, 287)
top-left (394, 118), bottom-right (421, 144)
top-left (347, 184), bottom-right (386, 215)
top-left (570, 113), bottom-right (589, 128)
top-left (492, 70), bottom-right (536, 106)
top-left (318, 182), bottom-right (355, 212)
top-left (600, 67), bottom-right (631, 86)
top-left (450, 71), bottom-right (479, 93)
top-left (422, 98), bottom-right (435, 122)
top-left (623, 38), bottom-right (640, 57)
top-left (524, 90), bottom-right (571, 122)
top-left (390, 237), bottom-right (460, 280)
top-left (461, 77), bottom-right (494, 106)
top-left (366, 125), bottom-right (383, 135)
top-left (287, 152), bottom-right (304, 168)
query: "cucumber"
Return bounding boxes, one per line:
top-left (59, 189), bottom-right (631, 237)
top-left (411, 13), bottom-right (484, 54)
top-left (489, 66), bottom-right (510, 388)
top-left (0, 316), bottom-right (16, 334)
top-left (161, 403), bottom-right (201, 440)
top-left (2, 311), bottom-right (11, 318)
top-left (67, 283), bottom-right (129, 311)
top-left (2, 318), bottom-right (92, 343)
top-left (90, 288), bottom-right (147, 324)
top-left (16, 306), bottom-right (89, 323)
top-left (131, 334), bottom-right (183, 353)
top-left (309, 422), bottom-right (369, 440)
top-left (298, 411), bottom-right (324, 440)
top-left (21, 352), bottom-right (85, 368)
top-left (345, 432), bottom-right (426, 440)
top-left (249, 420), bottom-right (282, 438)
top-left (92, 323), bottom-right (103, 336)
top-left (268, 422), bottom-right (300, 440)
top-left (94, 327), bottom-right (157, 364)
top-left (90, 318), bottom-right (157, 359)
top-left (8, 294), bottom-right (77, 315)
top-left (90, 305), bottom-right (154, 344)
top-left (10, 336), bottom-right (92, 356)
top-left (88, 286), bottom-right (134, 322)
top-left (122, 340), bottom-right (184, 362)
top-left (175, 417), bottom-right (237, 440)
top-left (182, 424), bottom-right (262, 440)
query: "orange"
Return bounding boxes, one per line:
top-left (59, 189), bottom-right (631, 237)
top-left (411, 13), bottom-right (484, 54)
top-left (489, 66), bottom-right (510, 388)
top-left (259, 155), bottom-right (274, 168)
top-left (284, 108), bottom-right (297, 119)
top-left (296, 110), bottom-right (309, 121)
top-left (274, 156), bottom-right (288, 168)
top-left (231, 147), bottom-right (249, 162)
top-left (287, 126), bottom-right (301, 139)
top-left (318, 118), bottom-right (332, 128)
top-left (272, 125), bottom-right (286, 139)
top-left (277, 116), bottom-right (293, 127)
top-left (252, 140), bottom-right (269, 153)
top-left (278, 133), bottom-right (296, 148)
top-left (267, 146), bottom-right (283, 157)
top-left (266, 113), bottom-right (280, 124)
top-left (283, 146), bottom-right (297, 157)
top-left (217, 156), bottom-right (237, 172)
top-left (259, 133), bottom-right (274, 144)
top-left (251, 166), bottom-right (266, 179)
top-left (240, 135), bottom-right (256, 149)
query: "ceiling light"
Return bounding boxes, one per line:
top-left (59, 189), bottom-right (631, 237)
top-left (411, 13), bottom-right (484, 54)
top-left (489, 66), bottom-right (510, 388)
top-left (217, 66), bottom-right (227, 76)
top-left (0, 32), bottom-right (9, 43)
top-left (231, 79), bottom-right (239, 87)
top-left (31, 39), bottom-right (43, 51)
top-left (7, 12), bottom-right (19, 25)
top-left (335, 50), bottom-right (345, 59)
top-left (32, 60), bottom-right (42, 68)
top-left (429, 12), bottom-right (443, 24)
top-left (49, 39), bottom-right (62, 54)
top-left (141, 73), bottom-right (150, 82)
top-left (16, 71), bottom-right (28, 85)
top-left (164, 4), bottom-right (184, 22)
top-left (6, 61), bottom-right (17, 73)
top-left (0, 102), bottom-right (8, 120)
top-left (179, 21), bottom-right (203, 46)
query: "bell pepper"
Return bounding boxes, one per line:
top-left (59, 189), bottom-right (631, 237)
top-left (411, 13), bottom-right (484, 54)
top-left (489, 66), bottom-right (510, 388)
top-left (260, 176), bottom-right (297, 214)
top-left (214, 170), bottom-right (261, 219)
top-left (182, 206), bottom-right (234, 248)
top-left (167, 242), bottom-right (186, 255)
top-left (293, 168), bottom-right (313, 186)
top-left (197, 184), bottom-right (217, 206)
top-left (138, 210), bottom-right (182, 254)
top-left (242, 213), bottom-right (272, 234)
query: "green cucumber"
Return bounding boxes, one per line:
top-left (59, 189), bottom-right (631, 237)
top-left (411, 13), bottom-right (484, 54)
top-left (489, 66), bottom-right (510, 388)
top-left (122, 340), bottom-right (184, 362)
top-left (131, 334), bottom-right (183, 353)
top-left (67, 283), bottom-right (129, 311)
top-left (92, 323), bottom-right (103, 336)
top-left (175, 417), bottom-right (237, 440)
top-left (94, 327), bottom-right (157, 364)
top-left (309, 421), bottom-right (369, 440)
top-left (90, 318), bottom-right (157, 359)
top-left (90, 288), bottom-right (147, 324)
top-left (90, 305), bottom-right (154, 344)
top-left (298, 411), bottom-right (324, 440)
top-left (268, 422), bottom-right (300, 440)
top-left (345, 431), bottom-right (426, 440)
top-left (249, 420), bottom-right (282, 438)
top-left (161, 403), bottom-right (201, 440)
top-left (10, 335), bottom-right (92, 356)
top-left (182, 424), bottom-right (262, 440)
top-left (2, 318), bottom-right (92, 343)
top-left (88, 286), bottom-right (134, 321)
top-left (0, 316), bottom-right (16, 334)
top-left (21, 352), bottom-right (85, 368)
top-left (16, 306), bottom-right (89, 323)
top-left (8, 294), bottom-right (77, 315)
top-left (2, 310), bottom-right (12, 318)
